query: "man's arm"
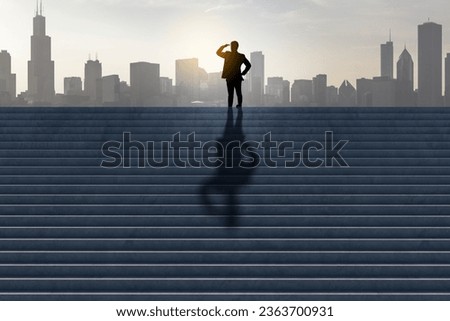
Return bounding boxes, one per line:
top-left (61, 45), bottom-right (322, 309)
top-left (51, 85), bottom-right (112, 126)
top-left (241, 56), bottom-right (252, 76)
top-left (216, 44), bottom-right (229, 58)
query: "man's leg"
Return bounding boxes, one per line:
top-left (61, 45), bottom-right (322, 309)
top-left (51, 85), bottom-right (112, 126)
top-left (235, 80), bottom-right (243, 107)
top-left (226, 80), bottom-right (234, 107)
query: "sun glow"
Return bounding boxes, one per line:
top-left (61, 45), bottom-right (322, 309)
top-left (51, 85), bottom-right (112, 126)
top-left (168, 13), bottom-right (238, 73)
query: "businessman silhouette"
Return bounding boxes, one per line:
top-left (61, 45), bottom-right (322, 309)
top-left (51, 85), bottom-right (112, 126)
top-left (217, 41), bottom-right (252, 108)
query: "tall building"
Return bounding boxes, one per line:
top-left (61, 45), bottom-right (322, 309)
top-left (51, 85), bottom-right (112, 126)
top-left (266, 77), bottom-right (284, 105)
top-left (160, 77), bottom-right (173, 95)
top-left (176, 58), bottom-right (204, 102)
top-left (282, 80), bottom-right (291, 106)
top-left (338, 80), bottom-right (356, 106)
top-left (326, 86), bottom-right (339, 107)
top-left (0, 50), bottom-right (16, 103)
top-left (64, 77), bottom-right (82, 96)
top-left (312, 74), bottom-right (327, 106)
top-left (291, 80), bottom-right (313, 106)
top-left (102, 75), bottom-right (120, 106)
top-left (84, 59), bottom-right (102, 105)
top-left (28, 1), bottom-right (55, 105)
top-left (418, 21), bottom-right (442, 106)
top-left (445, 53), bottom-right (450, 107)
top-left (381, 32), bottom-right (394, 79)
top-left (372, 76), bottom-right (396, 107)
top-left (130, 62), bottom-right (160, 106)
top-left (356, 78), bottom-right (373, 107)
top-left (397, 48), bottom-right (415, 106)
top-left (249, 51), bottom-right (265, 105)
top-left (205, 72), bottom-right (226, 104)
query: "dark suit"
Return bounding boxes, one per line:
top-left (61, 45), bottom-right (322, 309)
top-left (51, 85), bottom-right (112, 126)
top-left (217, 46), bottom-right (251, 107)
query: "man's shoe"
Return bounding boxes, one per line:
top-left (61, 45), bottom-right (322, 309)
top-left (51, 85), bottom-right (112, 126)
top-left (236, 105), bottom-right (242, 109)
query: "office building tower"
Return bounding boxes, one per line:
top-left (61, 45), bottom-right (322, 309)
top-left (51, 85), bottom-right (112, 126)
top-left (445, 54), bottom-right (450, 107)
top-left (64, 77), bottom-right (82, 96)
top-left (312, 74), bottom-right (327, 106)
top-left (372, 76), bottom-right (396, 107)
top-left (205, 72), bottom-right (226, 104)
top-left (326, 86), bottom-right (339, 106)
top-left (130, 62), bottom-right (160, 106)
top-left (84, 59), bottom-right (102, 105)
top-left (381, 32), bottom-right (394, 79)
top-left (176, 58), bottom-right (207, 103)
top-left (357, 78), bottom-right (373, 107)
top-left (102, 75), bottom-right (120, 106)
top-left (418, 21), bottom-right (442, 106)
top-left (338, 80), bottom-right (356, 106)
top-left (28, 1), bottom-right (55, 105)
top-left (266, 77), bottom-right (284, 105)
top-left (397, 48), bottom-right (415, 106)
top-left (249, 51), bottom-right (265, 105)
top-left (160, 77), bottom-right (173, 95)
top-left (291, 80), bottom-right (313, 106)
top-left (119, 81), bottom-right (131, 106)
top-left (0, 50), bottom-right (16, 103)
top-left (282, 80), bottom-right (291, 106)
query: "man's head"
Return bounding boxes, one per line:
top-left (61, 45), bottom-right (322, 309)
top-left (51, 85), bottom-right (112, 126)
top-left (230, 41), bottom-right (239, 52)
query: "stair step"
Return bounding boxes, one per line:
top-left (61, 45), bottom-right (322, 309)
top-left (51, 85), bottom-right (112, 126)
top-left (1, 227), bottom-right (449, 239)
top-left (1, 205), bottom-right (448, 215)
top-left (1, 215), bottom-right (449, 226)
top-left (0, 264), bottom-right (448, 278)
top-left (1, 133), bottom-right (449, 142)
top-left (0, 185), bottom-right (448, 194)
top-left (0, 239), bottom-right (449, 251)
top-left (1, 252), bottom-right (450, 264)
top-left (0, 278), bottom-right (449, 292)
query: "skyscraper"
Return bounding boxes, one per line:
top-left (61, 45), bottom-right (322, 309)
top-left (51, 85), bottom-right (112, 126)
top-left (266, 77), bottom-right (284, 105)
top-left (176, 58), bottom-right (203, 102)
top-left (326, 86), bottom-right (339, 107)
top-left (445, 53), bottom-right (450, 107)
top-left (418, 21), bottom-right (442, 106)
top-left (372, 76), bottom-right (396, 107)
top-left (84, 59), bottom-right (102, 105)
top-left (28, 1), bottom-right (55, 105)
top-left (291, 80), bottom-right (313, 106)
top-left (0, 50), bottom-right (16, 103)
top-left (249, 51), bottom-right (265, 105)
top-left (356, 78), bottom-right (373, 107)
top-left (381, 32), bottom-right (394, 79)
top-left (282, 80), bottom-right (291, 106)
top-left (160, 77), bottom-right (173, 95)
top-left (312, 74), bottom-right (327, 106)
top-left (102, 75), bottom-right (120, 106)
top-left (338, 80), bottom-right (356, 106)
top-left (130, 62), bottom-right (160, 106)
top-left (64, 77), bottom-right (82, 96)
top-left (397, 48), bottom-right (415, 106)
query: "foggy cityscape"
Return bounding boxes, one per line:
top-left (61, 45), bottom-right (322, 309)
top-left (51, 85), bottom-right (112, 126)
top-left (1, 3), bottom-right (450, 107)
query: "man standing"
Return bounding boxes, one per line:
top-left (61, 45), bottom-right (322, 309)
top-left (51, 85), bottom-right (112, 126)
top-left (216, 41), bottom-right (252, 108)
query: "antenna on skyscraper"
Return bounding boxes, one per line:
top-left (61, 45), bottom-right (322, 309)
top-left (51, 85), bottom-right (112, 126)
top-left (95, 52), bottom-right (98, 61)
top-left (389, 29), bottom-right (392, 42)
top-left (40, 0), bottom-right (43, 16)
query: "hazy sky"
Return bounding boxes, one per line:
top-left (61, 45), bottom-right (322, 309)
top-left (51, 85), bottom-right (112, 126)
top-left (1, 0), bottom-right (450, 94)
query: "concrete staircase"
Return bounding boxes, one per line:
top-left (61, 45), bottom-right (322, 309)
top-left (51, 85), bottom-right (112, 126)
top-left (0, 106), bottom-right (449, 300)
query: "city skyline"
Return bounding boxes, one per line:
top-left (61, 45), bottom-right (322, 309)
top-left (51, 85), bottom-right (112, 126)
top-left (1, 0), bottom-right (450, 94)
